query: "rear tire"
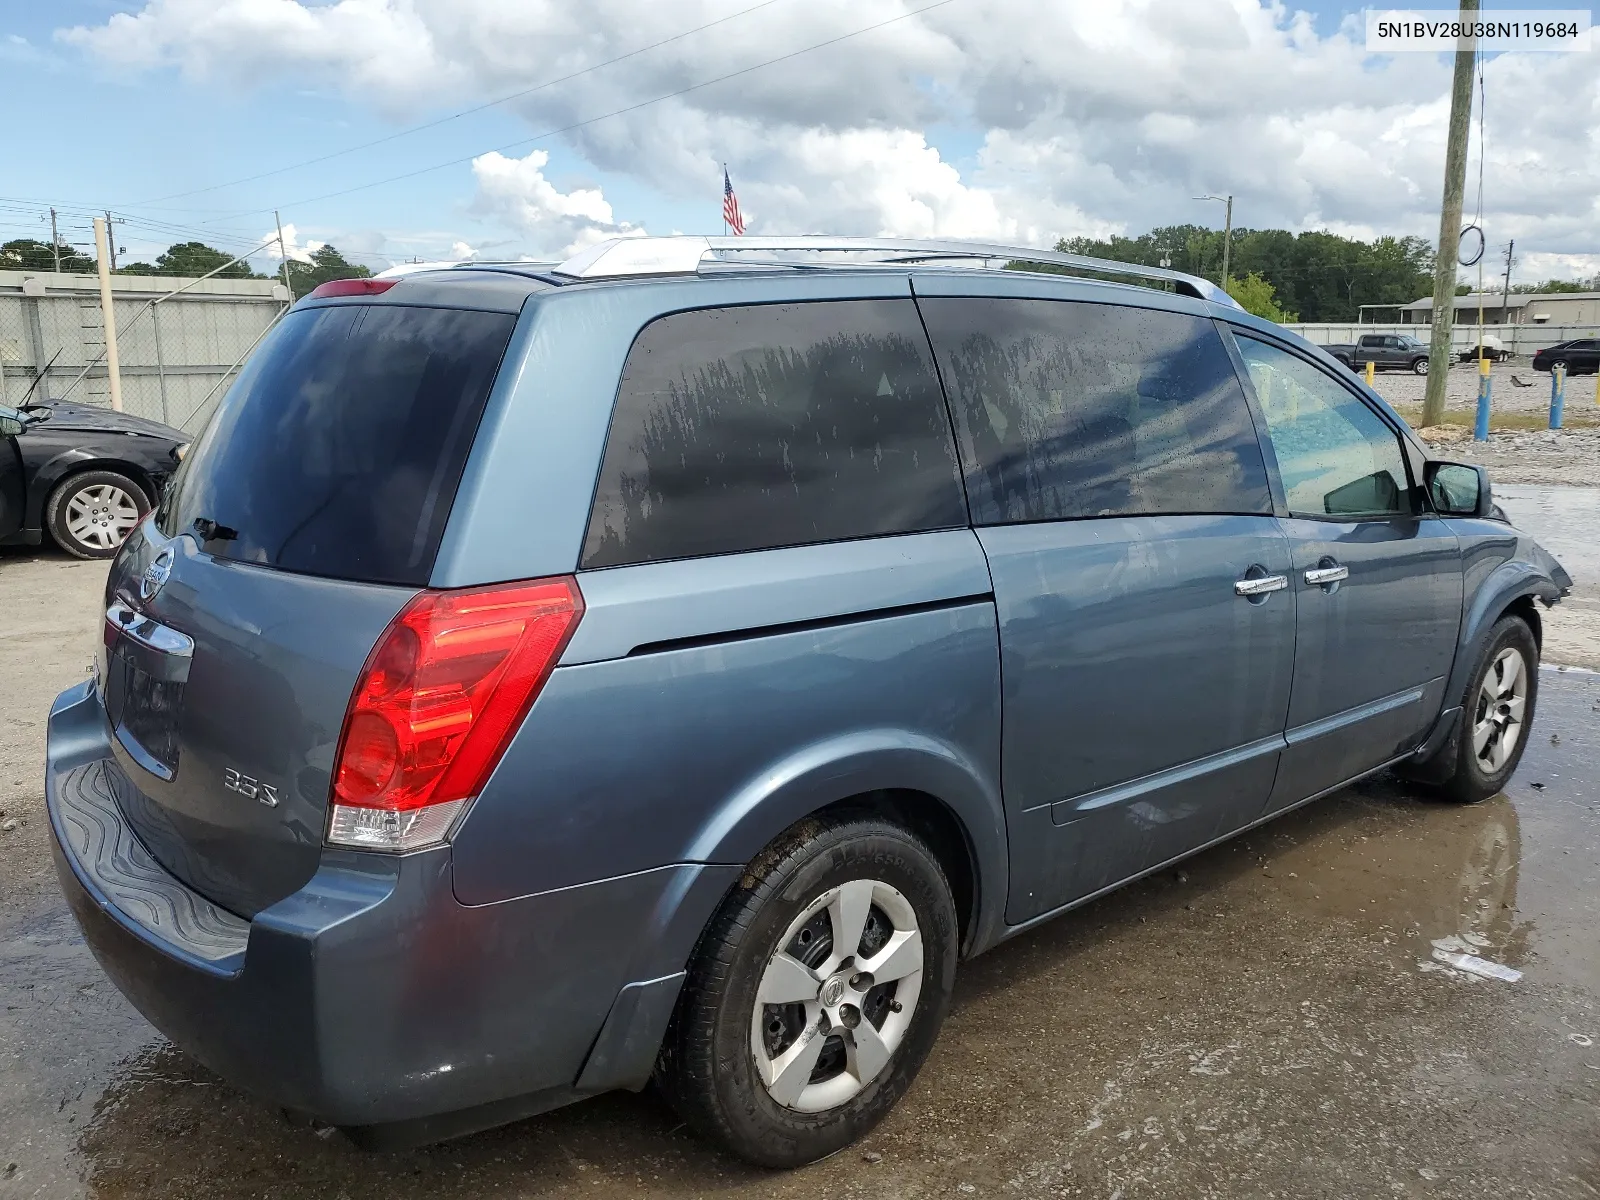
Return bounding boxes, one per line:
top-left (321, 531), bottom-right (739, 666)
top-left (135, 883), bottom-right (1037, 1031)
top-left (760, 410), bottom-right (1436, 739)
top-left (1432, 615), bottom-right (1538, 804)
top-left (45, 470), bottom-right (149, 559)
top-left (657, 814), bottom-right (958, 1168)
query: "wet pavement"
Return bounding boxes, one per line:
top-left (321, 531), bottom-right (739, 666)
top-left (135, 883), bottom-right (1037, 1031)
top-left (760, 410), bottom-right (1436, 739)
top-left (1498, 487), bottom-right (1600, 671)
top-left (3, 505), bottom-right (1599, 1197)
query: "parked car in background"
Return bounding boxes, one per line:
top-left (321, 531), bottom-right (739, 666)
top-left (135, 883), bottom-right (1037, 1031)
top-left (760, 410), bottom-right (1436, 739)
top-left (46, 238), bottom-right (1571, 1169)
top-left (0, 399), bottom-right (187, 559)
top-left (1324, 332), bottom-right (1433, 374)
top-left (1456, 333), bottom-right (1508, 363)
top-left (1532, 338), bottom-right (1600, 376)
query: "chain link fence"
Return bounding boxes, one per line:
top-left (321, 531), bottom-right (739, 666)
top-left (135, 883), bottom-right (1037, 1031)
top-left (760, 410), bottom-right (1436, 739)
top-left (0, 271), bottom-right (289, 431)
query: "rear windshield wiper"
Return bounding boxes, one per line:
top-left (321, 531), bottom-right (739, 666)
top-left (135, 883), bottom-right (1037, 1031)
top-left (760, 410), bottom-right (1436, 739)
top-left (192, 517), bottom-right (239, 542)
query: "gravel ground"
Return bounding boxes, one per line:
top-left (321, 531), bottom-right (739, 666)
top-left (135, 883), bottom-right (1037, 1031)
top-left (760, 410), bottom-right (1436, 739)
top-left (1370, 359), bottom-right (1593, 418)
top-left (1418, 425), bottom-right (1600, 488)
top-left (1353, 360), bottom-right (1600, 487)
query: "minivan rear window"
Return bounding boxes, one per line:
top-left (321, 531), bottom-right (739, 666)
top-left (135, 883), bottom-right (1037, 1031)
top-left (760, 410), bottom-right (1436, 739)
top-left (161, 304), bottom-right (516, 586)
top-left (581, 300), bottom-right (967, 569)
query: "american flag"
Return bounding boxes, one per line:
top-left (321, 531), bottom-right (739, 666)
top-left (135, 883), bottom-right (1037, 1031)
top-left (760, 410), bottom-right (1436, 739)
top-left (722, 167), bottom-right (746, 236)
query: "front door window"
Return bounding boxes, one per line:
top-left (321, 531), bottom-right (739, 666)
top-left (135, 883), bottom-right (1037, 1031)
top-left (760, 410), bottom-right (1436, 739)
top-left (1236, 337), bottom-right (1414, 519)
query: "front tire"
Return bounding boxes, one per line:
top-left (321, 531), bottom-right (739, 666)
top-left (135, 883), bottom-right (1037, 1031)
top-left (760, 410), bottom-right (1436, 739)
top-left (1434, 615), bottom-right (1538, 804)
top-left (657, 814), bottom-right (958, 1168)
top-left (45, 470), bottom-right (149, 559)
top-left (1412, 357), bottom-right (1429, 375)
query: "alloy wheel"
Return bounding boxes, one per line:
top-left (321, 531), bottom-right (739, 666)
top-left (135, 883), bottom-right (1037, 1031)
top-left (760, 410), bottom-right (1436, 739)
top-left (1472, 646), bottom-right (1528, 773)
top-left (750, 878), bottom-right (924, 1113)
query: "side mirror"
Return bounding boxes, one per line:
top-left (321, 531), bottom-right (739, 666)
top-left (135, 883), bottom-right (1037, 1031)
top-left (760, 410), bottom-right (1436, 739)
top-left (0, 405), bottom-right (25, 438)
top-left (1425, 461), bottom-right (1493, 518)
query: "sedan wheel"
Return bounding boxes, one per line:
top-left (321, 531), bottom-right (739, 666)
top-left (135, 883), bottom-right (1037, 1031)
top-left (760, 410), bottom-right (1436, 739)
top-left (45, 471), bottom-right (150, 559)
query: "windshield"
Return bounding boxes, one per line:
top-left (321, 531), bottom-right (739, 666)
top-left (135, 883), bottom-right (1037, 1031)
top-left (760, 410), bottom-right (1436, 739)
top-left (159, 303), bottom-right (516, 586)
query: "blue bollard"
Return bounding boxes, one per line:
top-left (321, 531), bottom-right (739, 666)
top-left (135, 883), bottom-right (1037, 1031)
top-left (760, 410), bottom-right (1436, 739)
top-left (1550, 363), bottom-right (1566, 430)
top-left (1474, 356), bottom-right (1492, 441)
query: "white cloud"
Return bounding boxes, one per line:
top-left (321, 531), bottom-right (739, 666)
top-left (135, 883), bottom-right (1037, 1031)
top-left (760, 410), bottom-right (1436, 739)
top-left (469, 149), bottom-right (644, 257)
top-left (257, 221), bottom-right (323, 263)
top-left (61, 0), bottom-right (1600, 281)
top-left (60, 0), bottom-right (461, 103)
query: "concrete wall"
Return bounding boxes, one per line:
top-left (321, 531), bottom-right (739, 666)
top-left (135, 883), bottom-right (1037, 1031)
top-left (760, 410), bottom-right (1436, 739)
top-left (0, 271), bottom-right (289, 430)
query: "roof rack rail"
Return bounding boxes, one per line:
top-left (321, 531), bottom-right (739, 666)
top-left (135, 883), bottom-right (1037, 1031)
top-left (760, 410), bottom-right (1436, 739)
top-left (552, 235), bottom-right (1239, 308)
top-left (374, 259), bottom-right (560, 280)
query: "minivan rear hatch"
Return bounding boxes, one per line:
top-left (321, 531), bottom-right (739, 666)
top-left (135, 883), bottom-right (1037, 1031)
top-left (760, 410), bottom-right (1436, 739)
top-left (101, 298), bottom-right (520, 917)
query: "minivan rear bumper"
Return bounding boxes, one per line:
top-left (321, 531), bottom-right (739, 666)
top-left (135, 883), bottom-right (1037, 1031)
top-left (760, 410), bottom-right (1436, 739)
top-left (46, 680), bottom-right (737, 1141)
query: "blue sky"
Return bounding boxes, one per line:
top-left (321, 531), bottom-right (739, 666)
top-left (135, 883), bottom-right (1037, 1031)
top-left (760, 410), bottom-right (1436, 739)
top-left (2, 1), bottom-right (1595, 282)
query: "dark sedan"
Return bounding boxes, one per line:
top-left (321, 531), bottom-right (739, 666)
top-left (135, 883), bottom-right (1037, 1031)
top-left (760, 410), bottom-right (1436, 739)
top-left (0, 400), bottom-right (186, 559)
top-left (1532, 338), bottom-right (1600, 376)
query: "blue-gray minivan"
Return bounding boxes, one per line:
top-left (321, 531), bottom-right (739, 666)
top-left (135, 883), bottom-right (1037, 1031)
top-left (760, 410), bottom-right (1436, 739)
top-left (46, 237), bottom-right (1572, 1167)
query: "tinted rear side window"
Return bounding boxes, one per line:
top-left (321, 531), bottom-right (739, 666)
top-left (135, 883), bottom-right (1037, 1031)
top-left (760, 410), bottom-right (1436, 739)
top-left (581, 300), bottom-right (967, 569)
top-left (919, 297), bottom-right (1271, 524)
top-left (163, 304), bottom-right (516, 586)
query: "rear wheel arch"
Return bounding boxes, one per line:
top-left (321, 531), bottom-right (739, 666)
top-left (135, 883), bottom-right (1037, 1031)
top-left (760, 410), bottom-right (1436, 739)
top-left (808, 789), bottom-right (979, 956)
top-left (686, 738), bottom-right (1006, 959)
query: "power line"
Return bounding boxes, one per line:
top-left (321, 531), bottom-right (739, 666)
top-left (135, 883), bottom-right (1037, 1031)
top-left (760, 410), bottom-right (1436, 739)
top-left (0, 196), bottom-right (269, 252)
top-left (124, 0), bottom-right (792, 208)
top-left (207, 0), bottom-right (962, 221)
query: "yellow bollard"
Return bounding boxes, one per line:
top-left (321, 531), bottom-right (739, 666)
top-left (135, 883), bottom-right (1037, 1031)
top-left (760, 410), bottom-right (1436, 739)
top-left (1364, 359), bottom-right (1375, 386)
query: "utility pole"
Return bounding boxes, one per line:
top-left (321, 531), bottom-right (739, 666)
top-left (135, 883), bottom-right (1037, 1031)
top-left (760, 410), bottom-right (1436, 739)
top-left (103, 210), bottom-right (118, 272)
top-left (274, 210), bottom-right (295, 301)
top-left (1500, 240), bottom-right (1515, 322)
top-left (1193, 194), bottom-right (1233, 285)
top-left (49, 208), bottom-right (60, 273)
top-left (92, 217), bottom-right (124, 413)
top-left (1422, 0), bottom-right (1479, 427)
top-left (1222, 195), bottom-right (1232, 285)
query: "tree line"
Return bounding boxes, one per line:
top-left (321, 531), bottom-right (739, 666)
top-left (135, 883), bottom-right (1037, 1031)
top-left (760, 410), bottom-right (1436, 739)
top-left (1056, 224), bottom-right (1596, 322)
top-left (0, 238), bottom-right (371, 299)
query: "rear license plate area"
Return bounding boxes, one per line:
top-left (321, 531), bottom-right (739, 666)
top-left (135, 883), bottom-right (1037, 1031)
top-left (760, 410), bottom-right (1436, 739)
top-left (103, 613), bottom-right (192, 780)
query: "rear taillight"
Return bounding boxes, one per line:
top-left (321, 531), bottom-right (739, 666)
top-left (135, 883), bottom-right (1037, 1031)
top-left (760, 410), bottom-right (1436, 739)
top-left (326, 577), bottom-right (584, 851)
top-left (306, 278), bottom-right (398, 299)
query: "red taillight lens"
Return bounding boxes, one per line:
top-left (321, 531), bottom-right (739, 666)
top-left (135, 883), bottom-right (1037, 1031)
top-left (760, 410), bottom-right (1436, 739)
top-left (327, 577), bottom-right (583, 849)
top-left (306, 277), bottom-right (397, 299)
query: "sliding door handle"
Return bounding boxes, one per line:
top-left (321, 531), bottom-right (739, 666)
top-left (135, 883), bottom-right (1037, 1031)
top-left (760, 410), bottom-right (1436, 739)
top-left (1235, 574), bottom-right (1289, 597)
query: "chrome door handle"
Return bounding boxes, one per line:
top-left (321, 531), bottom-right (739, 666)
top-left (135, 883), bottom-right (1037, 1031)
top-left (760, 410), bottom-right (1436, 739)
top-left (1305, 565), bottom-right (1349, 586)
top-left (1235, 574), bottom-right (1289, 597)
